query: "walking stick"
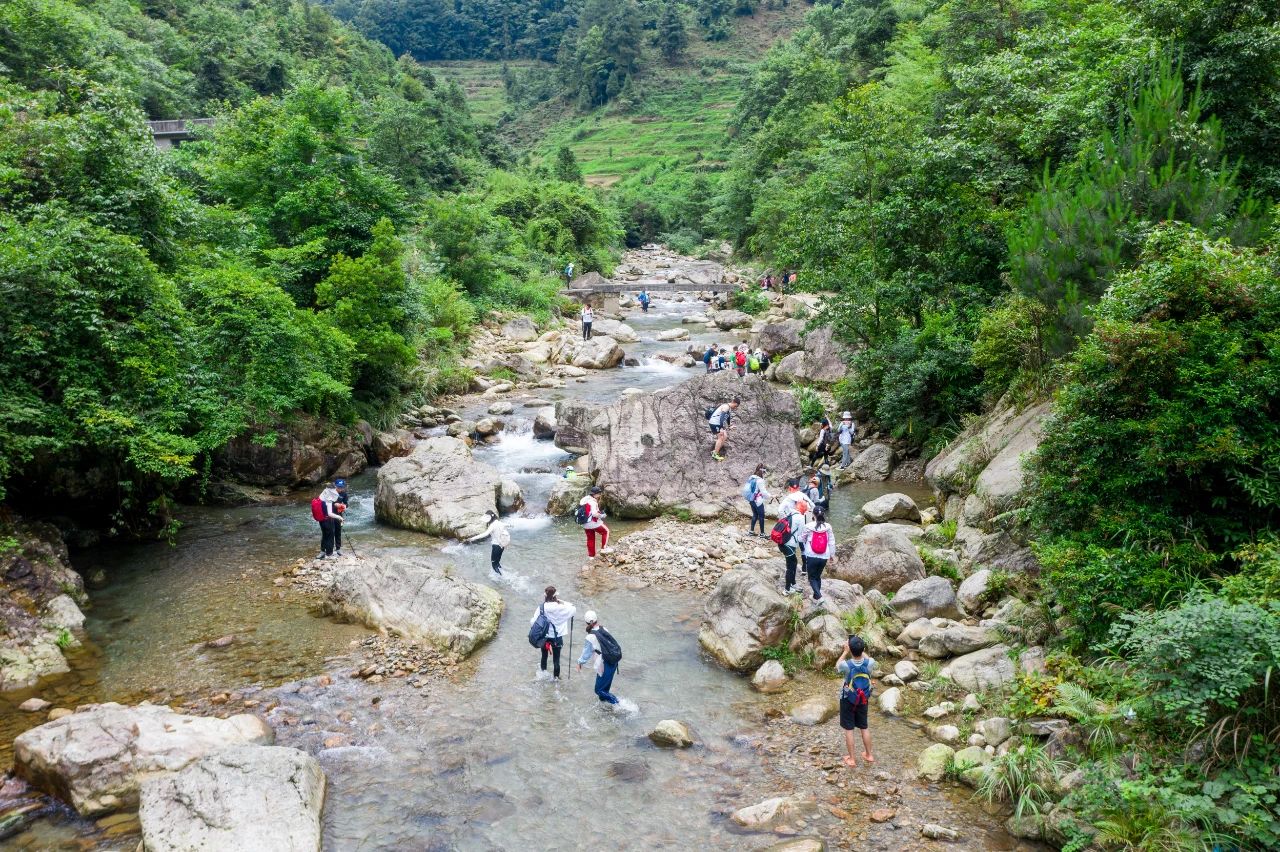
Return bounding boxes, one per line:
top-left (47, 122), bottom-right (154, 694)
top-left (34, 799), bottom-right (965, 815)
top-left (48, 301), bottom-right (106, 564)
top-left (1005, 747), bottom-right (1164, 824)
top-left (567, 617), bottom-right (574, 682)
top-left (342, 527), bottom-right (358, 557)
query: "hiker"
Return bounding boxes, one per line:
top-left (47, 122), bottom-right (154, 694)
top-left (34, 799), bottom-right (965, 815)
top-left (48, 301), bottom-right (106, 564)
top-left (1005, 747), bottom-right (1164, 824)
top-left (312, 482), bottom-right (343, 559)
top-left (638, 290), bottom-right (651, 313)
top-left (579, 485), bottom-right (611, 558)
top-left (531, 586), bottom-right (577, 680)
top-left (837, 636), bottom-right (877, 767)
top-left (581, 304), bottom-right (594, 341)
top-left (838, 411), bottom-right (857, 468)
top-left (466, 509), bottom-right (510, 575)
top-left (748, 349), bottom-right (762, 375)
top-left (716, 348), bottom-right (730, 371)
top-left (743, 464), bottom-right (771, 537)
top-left (816, 463), bottom-right (833, 511)
top-left (804, 474), bottom-right (825, 513)
top-left (764, 273), bottom-right (773, 291)
top-left (332, 478), bottom-right (349, 556)
top-left (777, 477), bottom-right (803, 517)
top-left (799, 506), bottom-right (835, 602)
top-left (809, 417), bottom-right (834, 467)
top-left (577, 610), bottom-right (622, 704)
top-left (734, 345), bottom-right (748, 378)
top-left (708, 397), bottom-right (740, 461)
top-left (564, 261), bottom-right (575, 284)
top-left (702, 342), bottom-right (718, 373)
top-left (772, 496), bottom-right (809, 594)
top-left (759, 349), bottom-right (771, 373)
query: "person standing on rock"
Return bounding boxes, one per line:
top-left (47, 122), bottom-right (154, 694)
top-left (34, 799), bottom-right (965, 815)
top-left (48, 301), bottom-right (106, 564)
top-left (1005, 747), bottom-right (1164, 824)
top-left (799, 506), bottom-right (835, 602)
top-left (564, 261), bottom-right (575, 285)
top-left (744, 464), bottom-right (771, 537)
top-left (809, 417), bottom-right (834, 467)
top-left (332, 477), bottom-right (349, 556)
top-left (576, 610), bottom-right (621, 705)
top-left (533, 586), bottom-right (576, 679)
top-left (837, 412), bottom-right (856, 469)
top-left (837, 636), bottom-right (876, 767)
top-left (709, 397), bottom-right (740, 461)
top-left (775, 497), bottom-right (808, 594)
top-left (314, 482), bottom-right (343, 559)
top-left (580, 486), bottom-right (611, 557)
top-left (703, 342), bottom-right (718, 373)
top-left (466, 510), bottom-right (510, 575)
top-left (581, 304), bottom-right (594, 341)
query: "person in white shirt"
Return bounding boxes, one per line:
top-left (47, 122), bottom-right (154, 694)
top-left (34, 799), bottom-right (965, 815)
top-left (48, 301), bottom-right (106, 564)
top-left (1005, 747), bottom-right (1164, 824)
top-left (797, 506), bottom-right (836, 602)
top-left (778, 497), bottom-right (809, 595)
top-left (466, 510), bottom-right (510, 574)
top-left (744, 464), bottom-right (771, 537)
top-left (531, 586), bottom-right (577, 679)
top-left (579, 486), bottom-right (611, 557)
top-left (708, 397), bottom-right (740, 461)
top-left (776, 477), bottom-right (803, 517)
top-left (575, 609), bottom-right (620, 704)
top-left (581, 304), bottom-right (594, 341)
top-left (837, 411), bottom-right (857, 469)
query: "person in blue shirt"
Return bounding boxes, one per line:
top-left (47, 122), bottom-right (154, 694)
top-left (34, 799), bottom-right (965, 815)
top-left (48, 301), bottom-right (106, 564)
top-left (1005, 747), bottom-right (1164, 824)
top-left (638, 290), bottom-right (651, 313)
top-left (836, 636), bottom-right (877, 767)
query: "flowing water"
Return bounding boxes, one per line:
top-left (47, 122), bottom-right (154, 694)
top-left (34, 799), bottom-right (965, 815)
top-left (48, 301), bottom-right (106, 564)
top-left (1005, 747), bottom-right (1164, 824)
top-left (0, 289), bottom-right (1023, 850)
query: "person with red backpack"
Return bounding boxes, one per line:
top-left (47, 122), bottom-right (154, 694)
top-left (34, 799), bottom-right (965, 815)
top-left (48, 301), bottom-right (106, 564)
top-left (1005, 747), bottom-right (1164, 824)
top-left (798, 506), bottom-right (835, 602)
top-left (734, 345), bottom-right (748, 378)
top-left (311, 482), bottom-right (344, 559)
top-left (770, 496), bottom-right (809, 594)
top-left (837, 635), bottom-right (877, 767)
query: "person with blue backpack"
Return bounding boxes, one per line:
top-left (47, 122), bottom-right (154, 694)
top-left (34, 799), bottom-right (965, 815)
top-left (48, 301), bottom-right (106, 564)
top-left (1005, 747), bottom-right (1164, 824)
top-left (837, 635), bottom-right (877, 768)
top-left (529, 586), bottom-right (576, 680)
top-left (638, 290), bottom-right (651, 312)
top-left (742, 464), bottom-right (771, 536)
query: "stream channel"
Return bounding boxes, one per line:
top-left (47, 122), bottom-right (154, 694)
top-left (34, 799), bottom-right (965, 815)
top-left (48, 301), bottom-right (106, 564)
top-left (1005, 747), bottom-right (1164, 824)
top-left (0, 287), bottom-right (1031, 851)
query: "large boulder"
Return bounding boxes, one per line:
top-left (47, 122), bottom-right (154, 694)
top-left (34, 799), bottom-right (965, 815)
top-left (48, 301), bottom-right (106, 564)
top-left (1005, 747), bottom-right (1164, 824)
top-left (772, 350), bottom-right (805, 384)
top-left (699, 563), bottom-right (793, 671)
top-left (891, 576), bottom-right (960, 621)
top-left (546, 478), bottom-right (590, 516)
top-left (958, 569), bottom-right (993, 614)
top-left (751, 319), bottom-right (805, 355)
top-left (501, 316), bottom-right (538, 342)
top-left (795, 325), bottom-right (847, 384)
top-left (370, 428), bottom-right (416, 464)
top-left (831, 524), bottom-right (925, 593)
top-left (572, 336), bottom-right (625, 370)
top-left (325, 554), bottom-right (501, 657)
top-left (14, 703), bottom-right (274, 816)
top-left (926, 402), bottom-right (1052, 511)
top-left (553, 401), bottom-right (594, 454)
top-left (860, 493), bottom-right (921, 523)
top-left (917, 744), bottom-right (955, 782)
top-left (789, 694), bottom-right (839, 726)
top-left (139, 746), bottom-right (324, 852)
top-left (648, 720), bottom-right (694, 748)
top-left (918, 624), bottom-right (1000, 659)
top-left (848, 444), bottom-right (895, 481)
top-left (214, 414), bottom-right (368, 488)
top-left (751, 660), bottom-right (789, 693)
top-left (941, 644), bottom-right (1017, 691)
top-left (710, 309), bottom-right (752, 330)
top-left (591, 319), bottom-right (638, 343)
top-left (375, 437), bottom-right (508, 539)
top-left (584, 372), bottom-right (802, 518)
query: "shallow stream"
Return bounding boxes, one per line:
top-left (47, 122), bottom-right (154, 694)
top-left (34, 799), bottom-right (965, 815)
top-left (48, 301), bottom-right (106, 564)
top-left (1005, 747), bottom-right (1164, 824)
top-left (1, 288), bottom-right (1025, 850)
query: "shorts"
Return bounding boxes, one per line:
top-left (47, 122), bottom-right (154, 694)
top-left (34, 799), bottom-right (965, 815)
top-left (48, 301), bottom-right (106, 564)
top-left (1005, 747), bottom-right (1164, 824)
top-left (840, 697), bottom-right (869, 730)
top-left (709, 424), bottom-right (722, 435)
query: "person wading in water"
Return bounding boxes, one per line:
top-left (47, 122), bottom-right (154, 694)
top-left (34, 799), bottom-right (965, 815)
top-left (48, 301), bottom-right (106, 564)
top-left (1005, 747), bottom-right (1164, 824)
top-left (531, 586), bottom-right (576, 680)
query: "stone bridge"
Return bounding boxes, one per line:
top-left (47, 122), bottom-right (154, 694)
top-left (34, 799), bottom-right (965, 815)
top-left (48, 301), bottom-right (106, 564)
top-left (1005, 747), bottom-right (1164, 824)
top-left (565, 265), bottom-right (739, 311)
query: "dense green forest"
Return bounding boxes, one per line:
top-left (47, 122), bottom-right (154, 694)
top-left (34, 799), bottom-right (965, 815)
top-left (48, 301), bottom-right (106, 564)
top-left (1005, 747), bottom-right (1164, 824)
top-left (0, 0), bottom-right (618, 530)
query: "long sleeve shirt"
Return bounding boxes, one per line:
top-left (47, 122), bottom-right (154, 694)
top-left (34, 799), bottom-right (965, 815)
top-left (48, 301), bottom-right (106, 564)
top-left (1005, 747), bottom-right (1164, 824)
top-left (577, 631), bottom-right (603, 675)
top-left (319, 487), bottom-right (343, 521)
top-left (469, 520), bottom-right (510, 548)
top-left (532, 600), bottom-right (577, 639)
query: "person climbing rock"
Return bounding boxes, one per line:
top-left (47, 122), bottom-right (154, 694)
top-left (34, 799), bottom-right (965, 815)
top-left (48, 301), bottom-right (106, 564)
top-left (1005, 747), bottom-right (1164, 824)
top-left (581, 304), bottom-right (594, 341)
top-left (743, 464), bottom-right (771, 537)
top-left (799, 506), bottom-right (835, 602)
top-left (313, 481), bottom-right (343, 559)
top-left (773, 497), bottom-right (808, 594)
top-left (837, 636), bottom-right (877, 768)
top-left (579, 486), bottom-right (611, 557)
top-left (709, 397), bottom-right (740, 461)
top-left (466, 509), bottom-right (510, 574)
top-left (532, 586), bottom-right (576, 680)
top-left (809, 417), bottom-right (834, 467)
top-left (333, 477), bottom-right (349, 555)
top-left (838, 411), bottom-right (857, 469)
top-left (577, 610), bottom-right (622, 704)
top-left (703, 342), bottom-right (718, 373)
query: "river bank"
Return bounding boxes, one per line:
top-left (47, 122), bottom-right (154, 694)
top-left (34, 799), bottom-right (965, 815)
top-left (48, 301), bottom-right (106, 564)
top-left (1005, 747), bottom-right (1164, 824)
top-left (0, 247), bottom-right (1039, 850)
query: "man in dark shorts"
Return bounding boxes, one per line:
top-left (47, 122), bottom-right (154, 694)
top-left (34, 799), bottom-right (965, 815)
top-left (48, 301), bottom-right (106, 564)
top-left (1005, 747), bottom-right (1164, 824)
top-left (837, 635), bottom-right (876, 767)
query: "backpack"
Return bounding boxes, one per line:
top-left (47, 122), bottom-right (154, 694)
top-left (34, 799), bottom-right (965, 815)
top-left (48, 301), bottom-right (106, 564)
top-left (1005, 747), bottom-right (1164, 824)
top-left (735, 350), bottom-right (746, 367)
top-left (769, 514), bottom-right (793, 546)
top-left (574, 503), bottom-right (590, 525)
top-left (310, 498), bottom-right (327, 522)
top-left (704, 406), bottom-right (716, 422)
top-left (594, 627), bottom-right (622, 666)
top-left (528, 603), bottom-right (551, 648)
top-left (842, 660), bottom-right (873, 707)
top-left (740, 476), bottom-right (759, 502)
top-left (810, 526), bottom-right (830, 556)
top-left (748, 355), bottom-right (759, 371)
top-left (703, 349), bottom-right (714, 365)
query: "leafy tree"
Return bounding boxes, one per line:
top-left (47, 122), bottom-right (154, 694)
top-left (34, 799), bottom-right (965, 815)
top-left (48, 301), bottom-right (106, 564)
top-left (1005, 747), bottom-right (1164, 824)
top-left (657, 2), bottom-right (689, 61)
top-left (553, 145), bottom-right (583, 183)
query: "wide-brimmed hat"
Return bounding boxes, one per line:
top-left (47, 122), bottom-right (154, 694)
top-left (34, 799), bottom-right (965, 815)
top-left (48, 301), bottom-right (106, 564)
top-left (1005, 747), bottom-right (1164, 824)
top-left (841, 411), bottom-right (852, 420)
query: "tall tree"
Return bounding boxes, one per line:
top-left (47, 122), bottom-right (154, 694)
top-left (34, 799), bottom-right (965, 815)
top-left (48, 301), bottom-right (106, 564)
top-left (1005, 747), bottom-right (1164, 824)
top-left (657, 3), bottom-right (688, 62)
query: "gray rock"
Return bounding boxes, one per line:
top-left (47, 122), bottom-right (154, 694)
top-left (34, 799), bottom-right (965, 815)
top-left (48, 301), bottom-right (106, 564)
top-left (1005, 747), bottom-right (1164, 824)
top-left (890, 576), bottom-right (959, 621)
top-left (139, 746), bottom-right (324, 852)
top-left (922, 702), bottom-right (954, 720)
top-left (957, 569), bottom-right (993, 614)
top-left (773, 350), bottom-right (806, 383)
top-left (731, 796), bottom-right (817, 831)
top-left (976, 717), bottom-right (1012, 747)
top-left (656, 328), bottom-right (689, 341)
top-left (501, 316), bottom-right (538, 342)
top-left (894, 660), bottom-right (920, 682)
top-left (751, 660), bottom-right (789, 693)
top-left (710, 309), bottom-right (752, 330)
top-left (648, 720), bottom-right (694, 748)
top-left (848, 443), bottom-right (895, 481)
top-left (831, 524), bottom-right (925, 593)
top-left (789, 694), bottom-right (839, 726)
top-left (375, 437), bottom-right (508, 539)
top-left (879, 686), bottom-right (903, 716)
top-left (546, 478), bottom-right (590, 516)
top-left (929, 724), bottom-right (961, 744)
top-left (371, 429), bottom-right (416, 464)
top-left (1004, 814), bottom-right (1045, 840)
top-left (487, 401), bottom-right (514, 416)
top-left (14, 703), bottom-right (274, 816)
top-left (751, 319), bottom-right (805, 355)
top-left (699, 564), bottom-right (793, 671)
top-left (916, 744), bottom-right (954, 782)
top-left (497, 479), bottom-right (525, 514)
top-left (860, 493), bottom-right (921, 523)
top-left (941, 644), bottom-right (1016, 691)
top-left (918, 624), bottom-right (1000, 659)
top-left (571, 336), bottom-right (625, 370)
top-left (325, 554), bottom-right (502, 657)
top-left (591, 319), bottom-right (638, 343)
top-left (926, 402), bottom-right (1051, 505)
top-left (796, 325), bottom-right (848, 384)
top-left (922, 824), bottom-right (960, 841)
top-left (533, 412), bottom-right (557, 440)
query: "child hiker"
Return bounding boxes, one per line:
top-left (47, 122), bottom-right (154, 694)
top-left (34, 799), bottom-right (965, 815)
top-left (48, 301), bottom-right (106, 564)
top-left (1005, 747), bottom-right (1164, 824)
top-left (836, 635), bottom-right (876, 768)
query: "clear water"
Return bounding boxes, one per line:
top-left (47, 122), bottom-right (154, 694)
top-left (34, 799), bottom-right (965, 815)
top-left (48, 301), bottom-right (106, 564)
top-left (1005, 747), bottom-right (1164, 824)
top-left (0, 291), bottom-right (1017, 850)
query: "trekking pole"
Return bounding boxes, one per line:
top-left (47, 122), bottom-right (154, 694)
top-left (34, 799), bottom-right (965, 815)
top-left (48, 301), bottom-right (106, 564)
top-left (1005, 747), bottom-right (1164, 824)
top-left (567, 617), bottom-right (573, 683)
top-left (343, 527), bottom-right (358, 557)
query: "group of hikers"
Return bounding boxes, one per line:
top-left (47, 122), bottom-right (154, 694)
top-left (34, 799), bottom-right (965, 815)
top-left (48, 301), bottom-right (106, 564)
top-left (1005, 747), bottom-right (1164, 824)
top-left (528, 586), bottom-right (624, 704)
top-left (762, 271), bottom-right (797, 291)
top-left (702, 342), bottom-right (771, 378)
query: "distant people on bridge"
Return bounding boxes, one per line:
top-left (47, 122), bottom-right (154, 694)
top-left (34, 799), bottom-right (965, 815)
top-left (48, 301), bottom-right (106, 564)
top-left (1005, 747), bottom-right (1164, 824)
top-left (581, 304), bottom-right (593, 340)
top-left (564, 261), bottom-right (575, 284)
top-left (638, 290), bottom-right (651, 313)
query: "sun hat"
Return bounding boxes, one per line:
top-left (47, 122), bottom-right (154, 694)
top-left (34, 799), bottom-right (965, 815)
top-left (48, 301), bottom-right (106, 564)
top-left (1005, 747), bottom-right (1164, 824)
top-left (841, 411), bottom-right (852, 420)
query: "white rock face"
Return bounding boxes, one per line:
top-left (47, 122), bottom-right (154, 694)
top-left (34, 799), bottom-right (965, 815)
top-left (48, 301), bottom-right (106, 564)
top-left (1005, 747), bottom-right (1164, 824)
top-left (890, 576), bottom-right (960, 621)
top-left (138, 746), bottom-right (324, 852)
top-left (751, 660), bottom-right (790, 693)
top-left (894, 660), bottom-right (920, 682)
top-left (14, 703), bottom-right (274, 816)
top-left (375, 437), bottom-right (509, 539)
top-left (325, 554), bottom-right (501, 658)
top-left (878, 686), bottom-right (903, 716)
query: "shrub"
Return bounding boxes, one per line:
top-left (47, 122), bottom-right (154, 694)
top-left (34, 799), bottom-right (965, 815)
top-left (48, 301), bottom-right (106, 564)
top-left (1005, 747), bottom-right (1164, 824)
top-left (977, 742), bottom-right (1070, 818)
top-left (792, 386), bottom-right (825, 425)
top-left (730, 287), bottom-right (769, 315)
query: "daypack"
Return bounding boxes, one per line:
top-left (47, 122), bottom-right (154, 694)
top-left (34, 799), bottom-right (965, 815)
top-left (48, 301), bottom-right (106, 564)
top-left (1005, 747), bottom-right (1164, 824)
top-left (735, 350), bottom-right (746, 367)
top-left (842, 660), bottom-right (874, 707)
top-left (769, 514), bottom-right (793, 546)
top-left (810, 527), bottom-right (830, 555)
top-left (748, 355), bottom-right (760, 371)
top-left (593, 627), bottom-right (622, 666)
top-left (528, 603), bottom-right (551, 648)
top-left (310, 498), bottom-right (327, 522)
top-left (740, 476), bottom-right (759, 502)
top-left (704, 406), bottom-right (716, 422)
top-left (574, 503), bottom-right (590, 525)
